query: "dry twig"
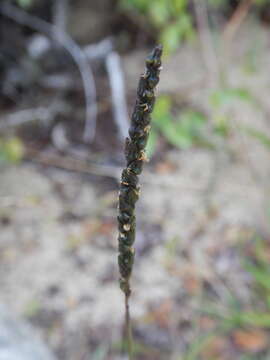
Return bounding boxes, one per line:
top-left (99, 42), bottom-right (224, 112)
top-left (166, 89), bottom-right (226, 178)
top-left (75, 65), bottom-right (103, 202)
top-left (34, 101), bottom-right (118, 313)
top-left (193, 0), bottom-right (219, 86)
top-left (223, 0), bottom-right (253, 44)
top-left (0, 2), bottom-right (97, 142)
top-left (105, 51), bottom-right (130, 141)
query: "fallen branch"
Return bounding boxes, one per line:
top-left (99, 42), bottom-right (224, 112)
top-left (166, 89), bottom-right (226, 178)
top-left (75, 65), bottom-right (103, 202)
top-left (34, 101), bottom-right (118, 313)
top-left (223, 0), bottom-right (253, 43)
top-left (23, 148), bottom-right (207, 191)
top-left (193, 0), bottom-right (219, 86)
top-left (84, 38), bottom-right (114, 61)
top-left (52, 0), bottom-right (69, 34)
top-left (105, 51), bottom-right (130, 141)
top-left (0, 102), bottom-right (68, 130)
top-left (221, 0), bottom-right (253, 69)
top-left (51, 123), bottom-right (70, 151)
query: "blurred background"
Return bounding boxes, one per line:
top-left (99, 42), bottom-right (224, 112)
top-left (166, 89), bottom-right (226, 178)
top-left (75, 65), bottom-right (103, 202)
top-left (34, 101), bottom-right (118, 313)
top-left (1, 0), bottom-right (270, 359)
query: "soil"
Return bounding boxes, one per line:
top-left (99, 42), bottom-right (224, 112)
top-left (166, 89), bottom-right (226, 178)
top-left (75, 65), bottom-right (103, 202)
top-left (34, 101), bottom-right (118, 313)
top-left (1, 3), bottom-right (270, 359)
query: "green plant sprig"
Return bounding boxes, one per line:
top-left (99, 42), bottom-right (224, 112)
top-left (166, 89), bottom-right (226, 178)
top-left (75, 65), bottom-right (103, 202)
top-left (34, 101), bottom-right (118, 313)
top-left (118, 45), bottom-right (162, 298)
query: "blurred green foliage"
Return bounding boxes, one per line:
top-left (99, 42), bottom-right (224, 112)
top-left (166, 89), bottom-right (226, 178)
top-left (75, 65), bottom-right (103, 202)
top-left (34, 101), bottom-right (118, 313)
top-left (119, 0), bottom-right (270, 54)
top-left (146, 95), bottom-right (208, 157)
top-left (16, 0), bottom-right (33, 7)
top-left (119, 0), bottom-right (194, 54)
top-left (245, 237), bottom-right (270, 311)
top-left (217, 237), bottom-right (270, 330)
top-left (209, 86), bottom-right (255, 136)
top-left (183, 333), bottom-right (218, 360)
top-left (0, 137), bottom-right (24, 165)
top-left (208, 85), bottom-right (270, 148)
top-left (210, 88), bottom-right (253, 108)
top-left (242, 126), bottom-right (270, 149)
top-left (197, 236), bottom-right (270, 360)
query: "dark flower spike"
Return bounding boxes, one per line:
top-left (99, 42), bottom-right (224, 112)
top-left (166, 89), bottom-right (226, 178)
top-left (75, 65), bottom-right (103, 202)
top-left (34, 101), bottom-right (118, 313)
top-left (117, 45), bottom-right (162, 297)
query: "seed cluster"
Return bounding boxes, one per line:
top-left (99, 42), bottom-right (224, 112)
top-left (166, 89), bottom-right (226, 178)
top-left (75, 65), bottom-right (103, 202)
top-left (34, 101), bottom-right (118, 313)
top-left (118, 45), bottom-right (162, 296)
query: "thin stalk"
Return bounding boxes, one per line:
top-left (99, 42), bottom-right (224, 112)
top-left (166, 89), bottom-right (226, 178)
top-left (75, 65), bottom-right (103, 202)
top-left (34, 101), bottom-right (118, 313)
top-left (125, 294), bottom-right (133, 359)
top-left (117, 45), bottom-right (163, 359)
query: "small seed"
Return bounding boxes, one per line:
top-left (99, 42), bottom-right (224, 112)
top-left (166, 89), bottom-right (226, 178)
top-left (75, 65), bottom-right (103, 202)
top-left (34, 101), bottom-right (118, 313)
top-left (123, 224), bottom-right (131, 231)
top-left (142, 103), bottom-right (149, 112)
top-left (138, 151), bottom-right (147, 162)
top-left (142, 71), bottom-right (147, 79)
top-left (144, 125), bottom-right (151, 133)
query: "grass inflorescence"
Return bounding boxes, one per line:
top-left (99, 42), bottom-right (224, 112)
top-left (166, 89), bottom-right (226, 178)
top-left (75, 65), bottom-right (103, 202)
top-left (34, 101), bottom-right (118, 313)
top-left (117, 45), bottom-right (162, 358)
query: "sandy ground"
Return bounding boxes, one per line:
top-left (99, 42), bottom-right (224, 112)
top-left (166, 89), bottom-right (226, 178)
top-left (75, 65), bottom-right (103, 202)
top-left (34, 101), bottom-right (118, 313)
top-left (1, 21), bottom-right (270, 360)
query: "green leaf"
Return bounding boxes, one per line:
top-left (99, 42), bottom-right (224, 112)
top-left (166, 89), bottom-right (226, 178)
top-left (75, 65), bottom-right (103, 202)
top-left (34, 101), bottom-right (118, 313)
top-left (149, 1), bottom-right (170, 26)
top-left (266, 295), bottom-right (270, 309)
top-left (161, 14), bottom-right (194, 55)
top-left (245, 263), bottom-right (270, 291)
top-left (16, 0), bottom-right (32, 8)
top-left (238, 312), bottom-right (270, 327)
top-left (146, 129), bottom-right (158, 158)
top-left (177, 13), bottom-right (194, 41)
top-left (213, 114), bottom-right (230, 137)
top-left (242, 126), bottom-right (270, 149)
top-left (162, 120), bottom-right (193, 148)
top-left (254, 0), bottom-right (268, 5)
top-left (169, 110), bottom-right (207, 148)
top-left (179, 110), bottom-right (207, 132)
top-left (119, 0), bottom-right (148, 12)
top-left (152, 95), bottom-right (172, 120)
top-left (171, 0), bottom-right (187, 13)
top-left (4, 137), bottom-right (24, 163)
top-left (210, 88), bottom-right (253, 108)
top-left (161, 22), bottom-right (183, 55)
top-left (253, 236), bottom-right (270, 267)
top-left (154, 109), bottom-right (207, 149)
top-left (153, 98), bottom-right (208, 150)
top-left (232, 88), bottom-right (253, 101)
top-left (0, 137), bottom-right (24, 164)
top-left (184, 333), bottom-right (217, 360)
